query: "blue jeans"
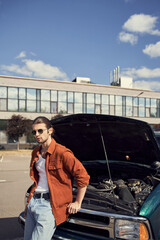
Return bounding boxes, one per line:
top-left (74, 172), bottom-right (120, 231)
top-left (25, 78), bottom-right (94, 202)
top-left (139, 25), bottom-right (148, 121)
top-left (24, 196), bottom-right (56, 240)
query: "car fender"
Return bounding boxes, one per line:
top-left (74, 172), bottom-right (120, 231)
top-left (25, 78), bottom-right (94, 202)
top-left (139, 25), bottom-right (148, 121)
top-left (140, 183), bottom-right (160, 240)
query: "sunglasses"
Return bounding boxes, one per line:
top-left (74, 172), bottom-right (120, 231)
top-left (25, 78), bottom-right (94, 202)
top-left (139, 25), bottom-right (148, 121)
top-left (32, 129), bottom-right (48, 135)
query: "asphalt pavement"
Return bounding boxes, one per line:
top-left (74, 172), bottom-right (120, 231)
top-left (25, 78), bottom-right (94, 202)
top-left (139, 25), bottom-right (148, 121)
top-left (0, 150), bottom-right (32, 240)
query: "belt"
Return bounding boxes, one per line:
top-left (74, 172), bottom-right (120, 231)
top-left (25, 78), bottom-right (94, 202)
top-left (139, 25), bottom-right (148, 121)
top-left (34, 192), bottom-right (50, 200)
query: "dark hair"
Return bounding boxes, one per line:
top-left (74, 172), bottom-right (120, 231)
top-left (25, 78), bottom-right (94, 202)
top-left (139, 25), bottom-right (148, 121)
top-left (32, 116), bottom-right (52, 129)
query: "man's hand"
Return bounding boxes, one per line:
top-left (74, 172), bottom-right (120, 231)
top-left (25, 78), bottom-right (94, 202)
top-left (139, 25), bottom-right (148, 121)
top-left (67, 201), bottom-right (81, 214)
top-left (67, 186), bottom-right (87, 214)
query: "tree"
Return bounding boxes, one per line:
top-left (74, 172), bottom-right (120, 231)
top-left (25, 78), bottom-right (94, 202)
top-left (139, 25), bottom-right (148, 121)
top-left (7, 114), bottom-right (31, 150)
top-left (51, 113), bottom-right (63, 120)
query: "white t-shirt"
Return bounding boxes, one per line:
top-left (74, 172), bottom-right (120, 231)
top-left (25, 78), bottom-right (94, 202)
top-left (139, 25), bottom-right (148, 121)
top-left (35, 154), bottom-right (49, 193)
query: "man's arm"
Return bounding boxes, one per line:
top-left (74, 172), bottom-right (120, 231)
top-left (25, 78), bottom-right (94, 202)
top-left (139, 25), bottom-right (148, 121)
top-left (67, 186), bottom-right (87, 214)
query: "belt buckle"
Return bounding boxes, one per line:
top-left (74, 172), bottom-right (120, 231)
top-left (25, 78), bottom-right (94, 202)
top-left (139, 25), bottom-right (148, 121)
top-left (41, 192), bottom-right (45, 198)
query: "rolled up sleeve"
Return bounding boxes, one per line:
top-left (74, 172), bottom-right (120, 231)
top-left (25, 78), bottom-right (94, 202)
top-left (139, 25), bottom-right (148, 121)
top-left (63, 151), bottom-right (90, 187)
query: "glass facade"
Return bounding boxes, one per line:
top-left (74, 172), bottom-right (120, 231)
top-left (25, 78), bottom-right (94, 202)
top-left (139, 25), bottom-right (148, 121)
top-left (0, 86), bottom-right (160, 118)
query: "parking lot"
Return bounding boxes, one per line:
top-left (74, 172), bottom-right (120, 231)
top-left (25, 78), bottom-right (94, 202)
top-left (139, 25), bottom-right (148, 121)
top-left (0, 151), bottom-right (32, 240)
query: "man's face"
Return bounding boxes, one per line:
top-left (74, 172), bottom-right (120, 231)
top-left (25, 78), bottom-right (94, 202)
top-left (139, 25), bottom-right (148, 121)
top-left (32, 123), bottom-right (52, 144)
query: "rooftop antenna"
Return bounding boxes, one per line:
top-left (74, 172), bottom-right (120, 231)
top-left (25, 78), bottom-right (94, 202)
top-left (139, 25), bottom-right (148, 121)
top-left (110, 66), bottom-right (120, 86)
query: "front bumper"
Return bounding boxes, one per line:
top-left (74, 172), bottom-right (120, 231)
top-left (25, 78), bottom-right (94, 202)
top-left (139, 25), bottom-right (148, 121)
top-left (18, 211), bottom-right (112, 240)
top-left (18, 208), bottom-right (153, 240)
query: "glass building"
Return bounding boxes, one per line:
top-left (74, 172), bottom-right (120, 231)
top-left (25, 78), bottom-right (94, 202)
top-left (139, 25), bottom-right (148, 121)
top-left (0, 75), bottom-right (160, 146)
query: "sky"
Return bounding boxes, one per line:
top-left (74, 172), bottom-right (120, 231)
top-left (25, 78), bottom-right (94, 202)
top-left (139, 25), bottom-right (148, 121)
top-left (0, 0), bottom-right (160, 91)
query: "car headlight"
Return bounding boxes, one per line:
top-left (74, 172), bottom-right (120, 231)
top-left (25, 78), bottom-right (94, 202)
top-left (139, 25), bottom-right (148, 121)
top-left (115, 219), bottom-right (149, 240)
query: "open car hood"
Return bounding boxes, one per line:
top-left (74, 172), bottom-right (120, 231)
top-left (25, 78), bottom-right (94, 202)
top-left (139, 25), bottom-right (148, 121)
top-left (51, 114), bottom-right (160, 165)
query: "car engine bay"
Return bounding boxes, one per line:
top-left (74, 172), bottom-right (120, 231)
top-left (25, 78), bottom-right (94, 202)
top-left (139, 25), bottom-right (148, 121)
top-left (76, 160), bottom-right (160, 216)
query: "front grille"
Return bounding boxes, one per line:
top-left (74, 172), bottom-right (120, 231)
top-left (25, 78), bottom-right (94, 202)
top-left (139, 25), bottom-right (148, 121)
top-left (59, 209), bottom-right (115, 239)
top-left (71, 211), bottom-right (110, 225)
top-left (61, 222), bottom-right (110, 239)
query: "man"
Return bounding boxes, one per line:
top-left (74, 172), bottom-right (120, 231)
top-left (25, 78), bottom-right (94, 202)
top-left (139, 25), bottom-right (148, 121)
top-left (24, 116), bottom-right (90, 240)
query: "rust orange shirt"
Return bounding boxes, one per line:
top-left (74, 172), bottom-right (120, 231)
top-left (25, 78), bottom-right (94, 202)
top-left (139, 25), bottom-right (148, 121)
top-left (26, 138), bottom-right (90, 226)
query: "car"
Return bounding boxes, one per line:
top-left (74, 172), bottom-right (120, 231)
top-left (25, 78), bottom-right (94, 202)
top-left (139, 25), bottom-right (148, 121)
top-left (0, 145), bottom-right (5, 150)
top-left (155, 131), bottom-right (160, 148)
top-left (18, 114), bottom-right (160, 240)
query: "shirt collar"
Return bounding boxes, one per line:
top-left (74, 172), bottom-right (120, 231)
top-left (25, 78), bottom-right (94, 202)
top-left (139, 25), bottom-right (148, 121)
top-left (46, 138), bottom-right (56, 155)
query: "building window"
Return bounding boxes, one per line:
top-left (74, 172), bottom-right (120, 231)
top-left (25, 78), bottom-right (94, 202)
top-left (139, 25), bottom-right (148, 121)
top-left (109, 95), bottom-right (115, 115)
top-left (19, 88), bottom-right (26, 99)
top-left (95, 104), bottom-right (101, 114)
top-left (58, 102), bottom-right (67, 114)
top-left (68, 92), bottom-right (74, 102)
top-left (67, 92), bottom-right (74, 114)
top-left (95, 94), bottom-right (101, 104)
top-left (0, 83), bottom-right (160, 120)
top-left (151, 98), bottom-right (157, 107)
top-left (41, 101), bottom-right (50, 113)
top-left (110, 105), bottom-right (115, 115)
top-left (146, 108), bottom-right (150, 117)
top-left (58, 91), bottom-right (67, 113)
top-left (0, 131), bottom-right (7, 144)
top-left (146, 98), bottom-right (150, 107)
top-left (51, 102), bottom-right (57, 114)
top-left (139, 98), bottom-right (145, 117)
top-left (86, 93), bottom-right (94, 113)
top-left (37, 100), bottom-right (41, 113)
top-left (0, 99), bottom-right (7, 111)
top-left (116, 96), bottom-right (122, 105)
top-left (27, 89), bottom-right (36, 100)
top-left (126, 97), bottom-right (133, 116)
top-left (101, 95), bottom-right (108, 114)
top-left (101, 104), bottom-right (109, 114)
top-left (8, 87), bottom-right (18, 99)
top-left (58, 91), bottom-right (66, 102)
top-left (110, 95), bottom-right (115, 105)
top-left (27, 100), bottom-right (36, 112)
top-left (133, 107), bottom-right (138, 117)
top-left (133, 97), bottom-right (138, 107)
top-left (75, 92), bottom-right (82, 103)
top-left (150, 99), bottom-right (157, 117)
top-left (41, 90), bottom-right (50, 101)
top-left (115, 96), bottom-right (122, 116)
top-left (19, 100), bottom-right (26, 112)
top-left (0, 87), bottom-right (7, 98)
top-left (68, 103), bottom-right (74, 114)
top-left (87, 104), bottom-right (94, 113)
top-left (116, 105), bottom-right (122, 116)
top-left (8, 99), bottom-right (18, 111)
top-left (87, 93), bottom-right (94, 103)
top-left (139, 107), bottom-right (145, 117)
top-left (74, 92), bottom-right (83, 114)
top-left (139, 98), bottom-right (145, 106)
top-left (150, 108), bottom-right (157, 117)
top-left (74, 103), bottom-right (82, 113)
top-left (102, 94), bottom-right (108, 104)
top-left (122, 96), bottom-right (126, 116)
top-left (51, 90), bottom-right (57, 101)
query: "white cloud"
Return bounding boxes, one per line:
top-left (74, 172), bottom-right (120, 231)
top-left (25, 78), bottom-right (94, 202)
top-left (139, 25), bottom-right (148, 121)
top-left (121, 66), bottom-right (160, 79)
top-left (119, 14), bottom-right (160, 45)
top-left (15, 51), bottom-right (26, 59)
top-left (121, 66), bottom-right (160, 91)
top-left (143, 41), bottom-right (160, 58)
top-left (118, 31), bottom-right (138, 45)
top-left (1, 63), bottom-right (32, 76)
top-left (123, 14), bottom-right (160, 35)
top-left (0, 56), bottom-right (69, 81)
top-left (134, 80), bottom-right (160, 91)
top-left (22, 59), bottom-right (68, 80)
